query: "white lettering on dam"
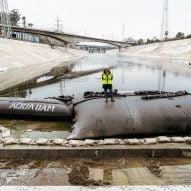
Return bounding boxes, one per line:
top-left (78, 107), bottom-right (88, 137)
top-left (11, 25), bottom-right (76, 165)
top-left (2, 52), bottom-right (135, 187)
top-left (9, 103), bottom-right (55, 112)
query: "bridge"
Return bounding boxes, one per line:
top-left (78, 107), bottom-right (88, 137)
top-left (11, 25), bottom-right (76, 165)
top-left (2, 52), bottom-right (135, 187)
top-left (0, 25), bottom-right (131, 50)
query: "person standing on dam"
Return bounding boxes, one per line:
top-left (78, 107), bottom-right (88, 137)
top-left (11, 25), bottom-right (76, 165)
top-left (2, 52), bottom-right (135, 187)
top-left (102, 68), bottom-right (115, 103)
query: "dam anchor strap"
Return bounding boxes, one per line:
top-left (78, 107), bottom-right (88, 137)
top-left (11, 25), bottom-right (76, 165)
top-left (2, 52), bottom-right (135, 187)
top-left (141, 90), bottom-right (188, 100)
top-left (45, 95), bottom-right (74, 105)
top-left (83, 89), bottom-right (127, 99)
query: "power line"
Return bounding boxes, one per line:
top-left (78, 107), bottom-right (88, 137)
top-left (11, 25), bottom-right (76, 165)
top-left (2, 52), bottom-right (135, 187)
top-left (160, 0), bottom-right (169, 40)
top-left (55, 16), bottom-right (62, 31)
top-left (21, 0), bottom-right (53, 25)
top-left (36, 0), bottom-right (57, 18)
top-left (22, 1), bottom-right (65, 32)
top-left (33, 0), bottom-right (55, 21)
top-left (0, 0), bottom-right (12, 37)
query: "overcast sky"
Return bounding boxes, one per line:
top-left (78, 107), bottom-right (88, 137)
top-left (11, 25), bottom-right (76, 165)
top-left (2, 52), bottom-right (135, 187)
top-left (8, 0), bottom-right (191, 40)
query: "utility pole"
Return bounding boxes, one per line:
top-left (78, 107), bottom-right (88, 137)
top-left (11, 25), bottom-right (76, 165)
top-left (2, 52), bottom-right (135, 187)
top-left (0, 0), bottom-right (12, 37)
top-left (122, 22), bottom-right (125, 41)
top-left (160, 0), bottom-right (169, 40)
top-left (55, 16), bottom-right (62, 32)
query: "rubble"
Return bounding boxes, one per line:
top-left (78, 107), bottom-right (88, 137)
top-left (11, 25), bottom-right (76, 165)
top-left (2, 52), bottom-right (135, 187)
top-left (0, 124), bottom-right (190, 147)
top-left (146, 160), bottom-right (162, 177)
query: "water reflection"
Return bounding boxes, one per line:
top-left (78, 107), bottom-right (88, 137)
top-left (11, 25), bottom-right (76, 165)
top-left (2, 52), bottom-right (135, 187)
top-left (10, 54), bottom-right (191, 99)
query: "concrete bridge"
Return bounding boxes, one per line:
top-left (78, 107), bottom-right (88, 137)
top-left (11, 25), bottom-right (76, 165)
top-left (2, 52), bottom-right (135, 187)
top-left (0, 25), bottom-right (131, 49)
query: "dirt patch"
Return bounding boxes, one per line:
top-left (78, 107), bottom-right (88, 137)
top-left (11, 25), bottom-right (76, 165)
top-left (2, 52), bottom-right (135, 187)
top-left (146, 160), bottom-right (162, 177)
top-left (68, 162), bottom-right (110, 186)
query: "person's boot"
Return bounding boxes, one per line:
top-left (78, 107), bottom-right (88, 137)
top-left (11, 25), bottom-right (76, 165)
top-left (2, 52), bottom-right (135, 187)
top-left (111, 98), bottom-right (115, 102)
top-left (105, 99), bottom-right (108, 103)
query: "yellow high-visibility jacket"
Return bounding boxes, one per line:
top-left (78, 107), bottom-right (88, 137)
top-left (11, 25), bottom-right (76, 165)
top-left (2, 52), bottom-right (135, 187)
top-left (102, 73), bottom-right (113, 85)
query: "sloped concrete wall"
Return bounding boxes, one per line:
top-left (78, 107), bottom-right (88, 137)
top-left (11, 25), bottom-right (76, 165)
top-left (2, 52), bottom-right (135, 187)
top-left (0, 38), bottom-right (86, 72)
top-left (121, 39), bottom-right (191, 60)
top-left (0, 38), bottom-right (87, 90)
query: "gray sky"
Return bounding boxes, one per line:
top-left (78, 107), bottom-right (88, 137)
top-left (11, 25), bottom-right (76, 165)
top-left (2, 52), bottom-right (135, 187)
top-left (8, 0), bottom-right (191, 40)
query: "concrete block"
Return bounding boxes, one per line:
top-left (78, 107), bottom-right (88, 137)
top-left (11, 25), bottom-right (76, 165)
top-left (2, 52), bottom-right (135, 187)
top-left (2, 130), bottom-right (11, 138)
top-left (68, 140), bottom-right (82, 147)
top-left (20, 138), bottom-right (32, 145)
top-left (171, 137), bottom-right (185, 143)
top-left (103, 138), bottom-right (116, 145)
top-left (36, 138), bottom-right (49, 145)
top-left (84, 139), bottom-right (98, 146)
top-left (24, 129), bottom-right (32, 132)
top-left (127, 138), bottom-right (140, 145)
top-left (51, 139), bottom-right (64, 145)
top-left (98, 140), bottom-right (104, 145)
top-left (157, 136), bottom-right (171, 143)
top-left (184, 136), bottom-right (191, 143)
top-left (0, 126), bottom-right (8, 132)
top-left (139, 139), bottom-right (145, 144)
top-left (116, 139), bottom-right (126, 145)
top-left (3, 138), bottom-right (15, 145)
top-left (144, 138), bottom-right (157, 145)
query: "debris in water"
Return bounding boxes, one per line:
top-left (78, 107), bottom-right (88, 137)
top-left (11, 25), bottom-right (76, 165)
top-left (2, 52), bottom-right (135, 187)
top-left (68, 162), bottom-right (110, 186)
top-left (146, 160), bottom-right (162, 177)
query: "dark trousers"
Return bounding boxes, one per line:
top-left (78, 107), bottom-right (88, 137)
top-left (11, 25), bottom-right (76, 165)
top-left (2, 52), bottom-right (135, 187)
top-left (103, 87), bottom-right (113, 100)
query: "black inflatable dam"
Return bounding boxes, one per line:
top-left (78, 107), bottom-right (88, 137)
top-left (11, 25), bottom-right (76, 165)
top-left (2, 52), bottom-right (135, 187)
top-left (0, 97), bottom-right (73, 120)
top-left (68, 95), bottom-right (191, 139)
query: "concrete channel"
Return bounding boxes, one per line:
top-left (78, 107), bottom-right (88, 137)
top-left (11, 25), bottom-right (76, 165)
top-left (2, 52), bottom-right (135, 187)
top-left (1, 38), bottom-right (191, 187)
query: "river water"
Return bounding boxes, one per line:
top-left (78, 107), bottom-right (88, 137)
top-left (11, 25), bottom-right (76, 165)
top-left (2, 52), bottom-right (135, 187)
top-left (1, 53), bottom-right (191, 136)
top-left (22, 53), bottom-right (191, 100)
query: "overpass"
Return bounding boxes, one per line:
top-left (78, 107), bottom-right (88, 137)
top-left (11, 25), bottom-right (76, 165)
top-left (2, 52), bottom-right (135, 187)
top-left (0, 25), bottom-right (131, 49)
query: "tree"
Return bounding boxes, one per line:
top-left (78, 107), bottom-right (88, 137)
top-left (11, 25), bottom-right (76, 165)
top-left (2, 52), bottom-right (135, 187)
top-left (22, 16), bottom-right (26, 27)
top-left (175, 32), bottom-right (184, 39)
top-left (138, 38), bottom-right (144, 45)
top-left (10, 9), bottom-right (21, 26)
top-left (28, 23), bottom-right (33, 28)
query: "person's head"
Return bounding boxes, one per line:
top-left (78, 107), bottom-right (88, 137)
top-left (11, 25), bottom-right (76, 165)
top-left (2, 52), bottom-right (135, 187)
top-left (103, 68), bottom-right (110, 74)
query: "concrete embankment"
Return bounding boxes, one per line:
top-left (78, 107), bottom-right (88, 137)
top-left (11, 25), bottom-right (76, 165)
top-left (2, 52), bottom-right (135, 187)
top-left (0, 38), bottom-right (87, 91)
top-left (121, 38), bottom-right (191, 60)
top-left (109, 38), bottom-right (191, 76)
